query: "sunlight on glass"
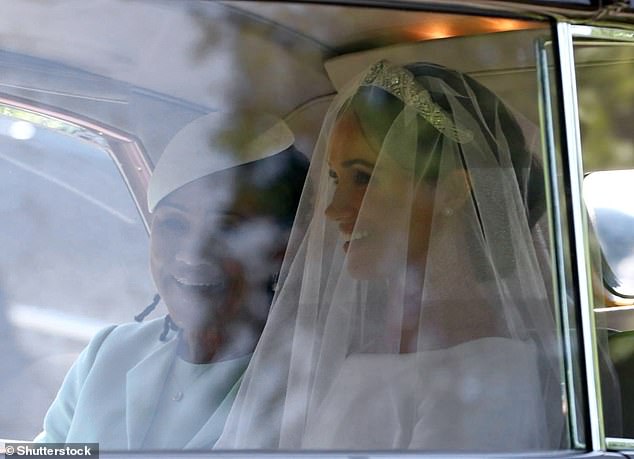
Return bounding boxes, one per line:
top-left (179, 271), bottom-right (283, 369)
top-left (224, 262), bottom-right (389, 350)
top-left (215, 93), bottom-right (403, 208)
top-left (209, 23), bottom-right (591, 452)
top-left (8, 120), bottom-right (35, 140)
top-left (584, 170), bottom-right (634, 217)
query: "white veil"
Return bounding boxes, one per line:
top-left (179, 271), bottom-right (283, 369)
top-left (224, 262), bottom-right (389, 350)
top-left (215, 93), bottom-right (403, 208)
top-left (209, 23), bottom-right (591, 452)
top-left (217, 60), bottom-right (567, 451)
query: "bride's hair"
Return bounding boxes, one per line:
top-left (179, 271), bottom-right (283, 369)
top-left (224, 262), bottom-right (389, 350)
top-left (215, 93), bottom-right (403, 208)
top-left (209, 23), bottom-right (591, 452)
top-left (346, 62), bottom-right (546, 228)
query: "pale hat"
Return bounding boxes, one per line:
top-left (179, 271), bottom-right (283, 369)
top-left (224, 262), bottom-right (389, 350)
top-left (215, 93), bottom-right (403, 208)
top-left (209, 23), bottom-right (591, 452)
top-left (148, 111), bottom-right (295, 212)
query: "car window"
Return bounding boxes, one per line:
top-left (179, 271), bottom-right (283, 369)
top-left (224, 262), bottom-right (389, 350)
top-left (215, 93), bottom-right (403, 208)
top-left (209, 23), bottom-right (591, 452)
top-left (576, 41), bottom-right (634, 441)
top-left (0, 1), bottom-right (574, 454)
top-left (0, 106), bottom-right (154, 440)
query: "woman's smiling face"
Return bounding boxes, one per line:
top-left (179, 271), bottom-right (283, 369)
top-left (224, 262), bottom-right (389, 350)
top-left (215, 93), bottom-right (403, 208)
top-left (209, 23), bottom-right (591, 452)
top-left (325, 109), bottom-right (436, 279)
top-left (150, 173), bottom-right (285, 333)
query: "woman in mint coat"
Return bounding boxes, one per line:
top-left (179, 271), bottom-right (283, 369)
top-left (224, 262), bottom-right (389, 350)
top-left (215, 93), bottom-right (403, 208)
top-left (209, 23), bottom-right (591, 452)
top-left (35, 112), bottom-right (308, 450)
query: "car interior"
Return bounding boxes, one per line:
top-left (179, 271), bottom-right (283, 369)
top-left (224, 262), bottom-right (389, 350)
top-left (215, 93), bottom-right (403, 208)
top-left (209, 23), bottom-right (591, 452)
top-left (1, 0), bottom-right (634, 454)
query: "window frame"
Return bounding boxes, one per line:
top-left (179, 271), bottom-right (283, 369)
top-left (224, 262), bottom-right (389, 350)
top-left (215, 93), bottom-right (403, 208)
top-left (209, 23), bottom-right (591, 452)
top-left (553, 22), bottom-right (634, 453)
top-left (0, 94), bottom-right (152, 230)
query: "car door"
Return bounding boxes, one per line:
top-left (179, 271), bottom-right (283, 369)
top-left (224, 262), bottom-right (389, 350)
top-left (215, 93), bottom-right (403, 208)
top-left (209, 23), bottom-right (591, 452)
top-left (0, 1), bottom-right (632, 458)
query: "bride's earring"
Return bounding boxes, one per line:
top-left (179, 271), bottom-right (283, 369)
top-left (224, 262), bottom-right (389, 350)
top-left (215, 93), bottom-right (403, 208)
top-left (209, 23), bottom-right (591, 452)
top-left (267, 272), bottom-right (280, 294)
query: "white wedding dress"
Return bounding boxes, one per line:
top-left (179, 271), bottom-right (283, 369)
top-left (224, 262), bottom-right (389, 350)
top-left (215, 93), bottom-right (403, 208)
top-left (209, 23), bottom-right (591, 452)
top-left (302, 338), bottom-right (546, 450)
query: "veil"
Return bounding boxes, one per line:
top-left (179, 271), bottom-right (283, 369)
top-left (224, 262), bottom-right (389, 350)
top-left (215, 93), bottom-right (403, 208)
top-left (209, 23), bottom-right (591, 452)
top-left (217, 60), bottom-right (567, 451)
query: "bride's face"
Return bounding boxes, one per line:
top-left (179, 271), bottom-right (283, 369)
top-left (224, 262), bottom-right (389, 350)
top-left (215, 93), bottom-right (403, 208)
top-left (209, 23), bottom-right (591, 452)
top-left (325, 110), bottom-right (436, 279)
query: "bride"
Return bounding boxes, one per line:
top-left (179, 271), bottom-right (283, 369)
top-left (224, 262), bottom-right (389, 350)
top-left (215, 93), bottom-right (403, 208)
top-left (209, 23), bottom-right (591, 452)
top-left (217, 60), bottom-right (566, 451)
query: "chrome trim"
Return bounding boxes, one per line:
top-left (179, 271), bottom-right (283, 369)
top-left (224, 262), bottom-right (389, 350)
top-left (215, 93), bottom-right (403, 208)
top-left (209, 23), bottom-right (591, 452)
top-left (0, 95), bottom-right (152, 231)
top-left (556, 22), bottom-right (605, 451)
top-left (607, 437), bottom-right (634, 451)
top-left (570, 24), bottom-right (634, 41)
top-left (535, 36), bottom-right (583, 448)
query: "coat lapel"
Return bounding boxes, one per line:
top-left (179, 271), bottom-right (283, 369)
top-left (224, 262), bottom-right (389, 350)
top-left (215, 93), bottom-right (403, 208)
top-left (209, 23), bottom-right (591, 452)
top-left (125, 337), bottom-right (178, 449)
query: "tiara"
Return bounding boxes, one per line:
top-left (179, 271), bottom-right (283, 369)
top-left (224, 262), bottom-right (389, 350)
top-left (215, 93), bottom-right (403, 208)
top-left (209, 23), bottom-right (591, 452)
top-left (360, 60), bottom-right (473, 144)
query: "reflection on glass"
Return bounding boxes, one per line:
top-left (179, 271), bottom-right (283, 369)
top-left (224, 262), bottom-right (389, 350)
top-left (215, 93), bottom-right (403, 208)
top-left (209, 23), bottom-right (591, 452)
top-left (219, 59), bottom-right (566, 451)
top-left (575, 40), bottom-right (634, 440)
top-left (33, 112), bottom-right (309, 450)
top-left (0, 112), bottom-right (152, 439)
top-left (585, 170), bottom-right (634, 298)
top-left (0, 0), bottom-right (562, 452)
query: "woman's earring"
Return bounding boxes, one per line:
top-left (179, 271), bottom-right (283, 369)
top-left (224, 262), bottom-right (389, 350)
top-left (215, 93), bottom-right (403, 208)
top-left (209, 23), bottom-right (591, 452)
top-left (159, 315), bottom-right (180, 342)
top-left (134, 294), bottom-right (161, 322)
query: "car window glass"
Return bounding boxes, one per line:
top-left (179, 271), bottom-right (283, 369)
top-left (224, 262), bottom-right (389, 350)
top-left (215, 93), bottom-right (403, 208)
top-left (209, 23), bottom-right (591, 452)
top-left (576, 42), bottom-right (634, 440)
top-left (0, 1), bottom-right (571, 453)
top-left (0, 108), bottom-right (154, 440)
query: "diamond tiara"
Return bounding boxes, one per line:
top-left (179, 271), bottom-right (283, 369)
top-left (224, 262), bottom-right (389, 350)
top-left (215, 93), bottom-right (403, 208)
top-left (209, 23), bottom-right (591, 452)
top-left (361, 60), bottom-right (473, 144)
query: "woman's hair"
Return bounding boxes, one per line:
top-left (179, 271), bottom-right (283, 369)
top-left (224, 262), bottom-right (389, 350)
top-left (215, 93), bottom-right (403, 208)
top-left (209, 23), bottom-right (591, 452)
top-left (346, 62), bottom-right (546, 228)
top-left (230, 144), bottom-right (309, 228)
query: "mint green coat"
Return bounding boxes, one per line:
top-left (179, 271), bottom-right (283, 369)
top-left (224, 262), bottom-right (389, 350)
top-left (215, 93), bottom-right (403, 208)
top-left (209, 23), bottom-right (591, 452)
top-left (34, 318), bottom-right (246, 450)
